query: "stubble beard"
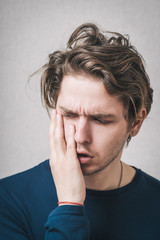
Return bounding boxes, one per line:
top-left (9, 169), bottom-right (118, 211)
top-left (81, 140), bottom-right (126, 176)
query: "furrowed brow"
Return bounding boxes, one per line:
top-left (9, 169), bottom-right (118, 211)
top-left (90, 114), bottom-right (116, 120)
top-left (58, 106), bottom-right (117, 119)
top-left (58, 106), bottom-right (78, 115)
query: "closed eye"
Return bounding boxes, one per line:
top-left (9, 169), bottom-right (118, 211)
top-left (63, 113), bottom-right (78, 119)
top-left (91, 117), bottom-right (112, 125)
top-left (62, 112), bottom-right (113, 124)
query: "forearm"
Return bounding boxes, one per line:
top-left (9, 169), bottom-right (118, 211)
top-left (45, 205), bottom-right (90, 240)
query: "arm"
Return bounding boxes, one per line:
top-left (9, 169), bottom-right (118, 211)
top-left (45, 110), bottom-right (90, 239)
top-left (45, 205), bottom-right (90, 240)
top-left (0, 186), bottom-right (30, 240)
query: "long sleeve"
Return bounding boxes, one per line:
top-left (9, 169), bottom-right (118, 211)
top-left (0, 186), bottom-right (30, 240)
top-left (45, 205), bottom-right (90, 240)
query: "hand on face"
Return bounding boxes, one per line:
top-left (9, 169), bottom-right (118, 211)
top-left (49, 109), bottom-right (86, 205)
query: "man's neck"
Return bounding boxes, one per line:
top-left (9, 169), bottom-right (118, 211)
top-left (84, 161), bottom-right (136, 191)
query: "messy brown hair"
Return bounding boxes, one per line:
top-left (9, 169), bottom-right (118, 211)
top-left (40, 23), bottom-right (153, 143)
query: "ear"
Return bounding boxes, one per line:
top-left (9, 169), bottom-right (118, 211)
top-left (129, 108), bottom-right (147, 137)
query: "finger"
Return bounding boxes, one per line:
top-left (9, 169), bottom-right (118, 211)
top-left (54, 112), bottom-right (66, 157)
top-left (66, 125), bottom-right (78, 160)
top-left (49, 109), bottom-right (57, 153)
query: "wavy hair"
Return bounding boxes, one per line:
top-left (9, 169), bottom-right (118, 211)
top-left (39, 23), bottom-right (153, 143)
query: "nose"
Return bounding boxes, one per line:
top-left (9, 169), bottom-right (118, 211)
top-left (74, 117), bottom-right (91, 144)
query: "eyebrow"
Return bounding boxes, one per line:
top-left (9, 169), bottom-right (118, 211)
top-left (58, 106), bottom-right (117, 120)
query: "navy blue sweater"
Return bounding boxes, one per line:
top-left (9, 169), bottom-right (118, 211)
top-left (0, 160), bottom-right (160, 239)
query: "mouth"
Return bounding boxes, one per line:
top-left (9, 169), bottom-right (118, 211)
top-left (77, 152), bottom-right (93, 164)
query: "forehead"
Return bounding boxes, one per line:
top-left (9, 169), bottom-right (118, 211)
top-left (57, 74), bottom-right (125, 116)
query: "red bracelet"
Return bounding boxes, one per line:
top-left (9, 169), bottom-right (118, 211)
top-left (58, 201), bottom-right (84, 206)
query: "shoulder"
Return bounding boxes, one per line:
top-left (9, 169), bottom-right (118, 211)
top-left (0, 160), bottom-right (57, 238)
top-left (0, 160), bottom-right (49, 186)
top-left (140, 169), bottom-right (160, 188)
top-left (136, 168), bottom-right (160, 197)
top-left (0, 159), bottom-right (53, 202)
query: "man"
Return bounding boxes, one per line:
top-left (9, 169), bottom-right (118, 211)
top-left (0, 23), bottom-right (160, 240)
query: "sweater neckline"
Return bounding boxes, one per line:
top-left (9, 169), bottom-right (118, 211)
top-left (44, 159), bottom-right (141, 196)
top-left (86, 167), bottom-right (141, 196)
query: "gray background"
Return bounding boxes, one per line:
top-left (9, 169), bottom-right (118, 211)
top-left (0, 0), bottom-right (160, 179)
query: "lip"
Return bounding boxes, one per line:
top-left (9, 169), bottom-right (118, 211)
top-left (77, 151), bottom-right (94, 164)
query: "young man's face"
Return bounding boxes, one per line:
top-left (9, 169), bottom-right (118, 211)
top-left (56, 74), bottom-right (129, 176)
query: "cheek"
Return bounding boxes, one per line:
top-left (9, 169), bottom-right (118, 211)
top-left (92, 127), bottom-right (110, 150)
top-left (93, 124), bottom-right (127, 148)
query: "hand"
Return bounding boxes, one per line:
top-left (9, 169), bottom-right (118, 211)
top-left (49, 109), bottom-right (86, 205)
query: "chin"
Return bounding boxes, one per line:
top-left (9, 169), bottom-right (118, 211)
top-left (81, 165), bottom-right (102, 176)
top-left (81, 159), bottom-right (113, 176)
top-left (81, 165), bottom-right (94, 176)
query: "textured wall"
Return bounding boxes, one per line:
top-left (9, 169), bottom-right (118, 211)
top-left (0, 0), bottom-right (160, 179)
